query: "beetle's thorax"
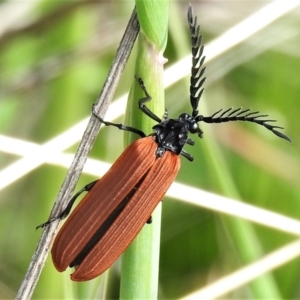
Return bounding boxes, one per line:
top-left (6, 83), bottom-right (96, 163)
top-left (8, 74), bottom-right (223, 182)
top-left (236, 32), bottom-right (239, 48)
top-left (152, 113), bottom-right (202, 157)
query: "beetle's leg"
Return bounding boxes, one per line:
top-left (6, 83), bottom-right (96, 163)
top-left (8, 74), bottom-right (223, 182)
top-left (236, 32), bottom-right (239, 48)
top-left (135, 76), bottom-right (162, 123)
top-left (36, 180), bottom-right (99, 229)
top-left (92, 104), bottom-right (146, 138)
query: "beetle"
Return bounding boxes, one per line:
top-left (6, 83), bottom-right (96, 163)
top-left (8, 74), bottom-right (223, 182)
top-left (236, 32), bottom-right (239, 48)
top-left (37, 5), bottom-right (290, 281)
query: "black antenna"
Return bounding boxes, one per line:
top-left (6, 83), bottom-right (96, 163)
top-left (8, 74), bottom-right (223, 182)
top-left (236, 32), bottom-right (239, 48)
top-left (187, 4), bottom-right (291, 142)
top-left (198, 108), bottom-right (291, 141)
top-left (188, 4), bottom-right (206, 118)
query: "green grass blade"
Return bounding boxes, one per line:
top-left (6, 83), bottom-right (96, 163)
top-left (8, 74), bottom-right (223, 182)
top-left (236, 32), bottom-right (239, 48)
top-left (120, 1), bottom-right (169, 299)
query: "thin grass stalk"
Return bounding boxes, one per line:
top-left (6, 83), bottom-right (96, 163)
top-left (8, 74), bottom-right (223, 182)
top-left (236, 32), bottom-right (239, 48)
top-left (120, 1), bottom-right (169, 299)
top-left (15, 8), bottom-right (139, 300)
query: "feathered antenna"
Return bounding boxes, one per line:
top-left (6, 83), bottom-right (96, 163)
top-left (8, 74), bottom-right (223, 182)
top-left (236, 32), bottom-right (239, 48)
top-left (198, 108), bottom-right (291, 141)
top-left (188, 4), bottom-right (206, 118)
top-left (188, 4), bottom-right (291, 142)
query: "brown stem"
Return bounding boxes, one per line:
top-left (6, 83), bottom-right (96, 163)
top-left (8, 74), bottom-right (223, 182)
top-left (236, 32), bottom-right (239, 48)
top-left (15, 7), bottom-right (139, 300)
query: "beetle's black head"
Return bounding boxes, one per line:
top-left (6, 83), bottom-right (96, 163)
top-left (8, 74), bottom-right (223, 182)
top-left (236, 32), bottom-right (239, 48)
top-left (178, 113), bottom-right (203, 137)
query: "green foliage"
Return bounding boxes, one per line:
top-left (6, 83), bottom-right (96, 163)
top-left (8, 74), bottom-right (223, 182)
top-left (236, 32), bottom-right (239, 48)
top-left (136, 0), bottom-right (169, 51)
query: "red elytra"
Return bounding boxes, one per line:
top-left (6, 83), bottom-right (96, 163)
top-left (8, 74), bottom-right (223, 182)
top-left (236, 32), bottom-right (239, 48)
top-left (51, 137), bottom-right (180, 281)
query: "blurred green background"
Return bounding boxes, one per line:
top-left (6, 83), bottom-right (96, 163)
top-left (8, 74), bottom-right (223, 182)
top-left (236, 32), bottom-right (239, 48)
top-left (0, 1), bottom-right (299, 299)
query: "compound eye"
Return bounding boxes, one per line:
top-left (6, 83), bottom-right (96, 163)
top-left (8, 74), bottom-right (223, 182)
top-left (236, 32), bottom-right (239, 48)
top-left (189, 122), bottom-right (199, 133)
